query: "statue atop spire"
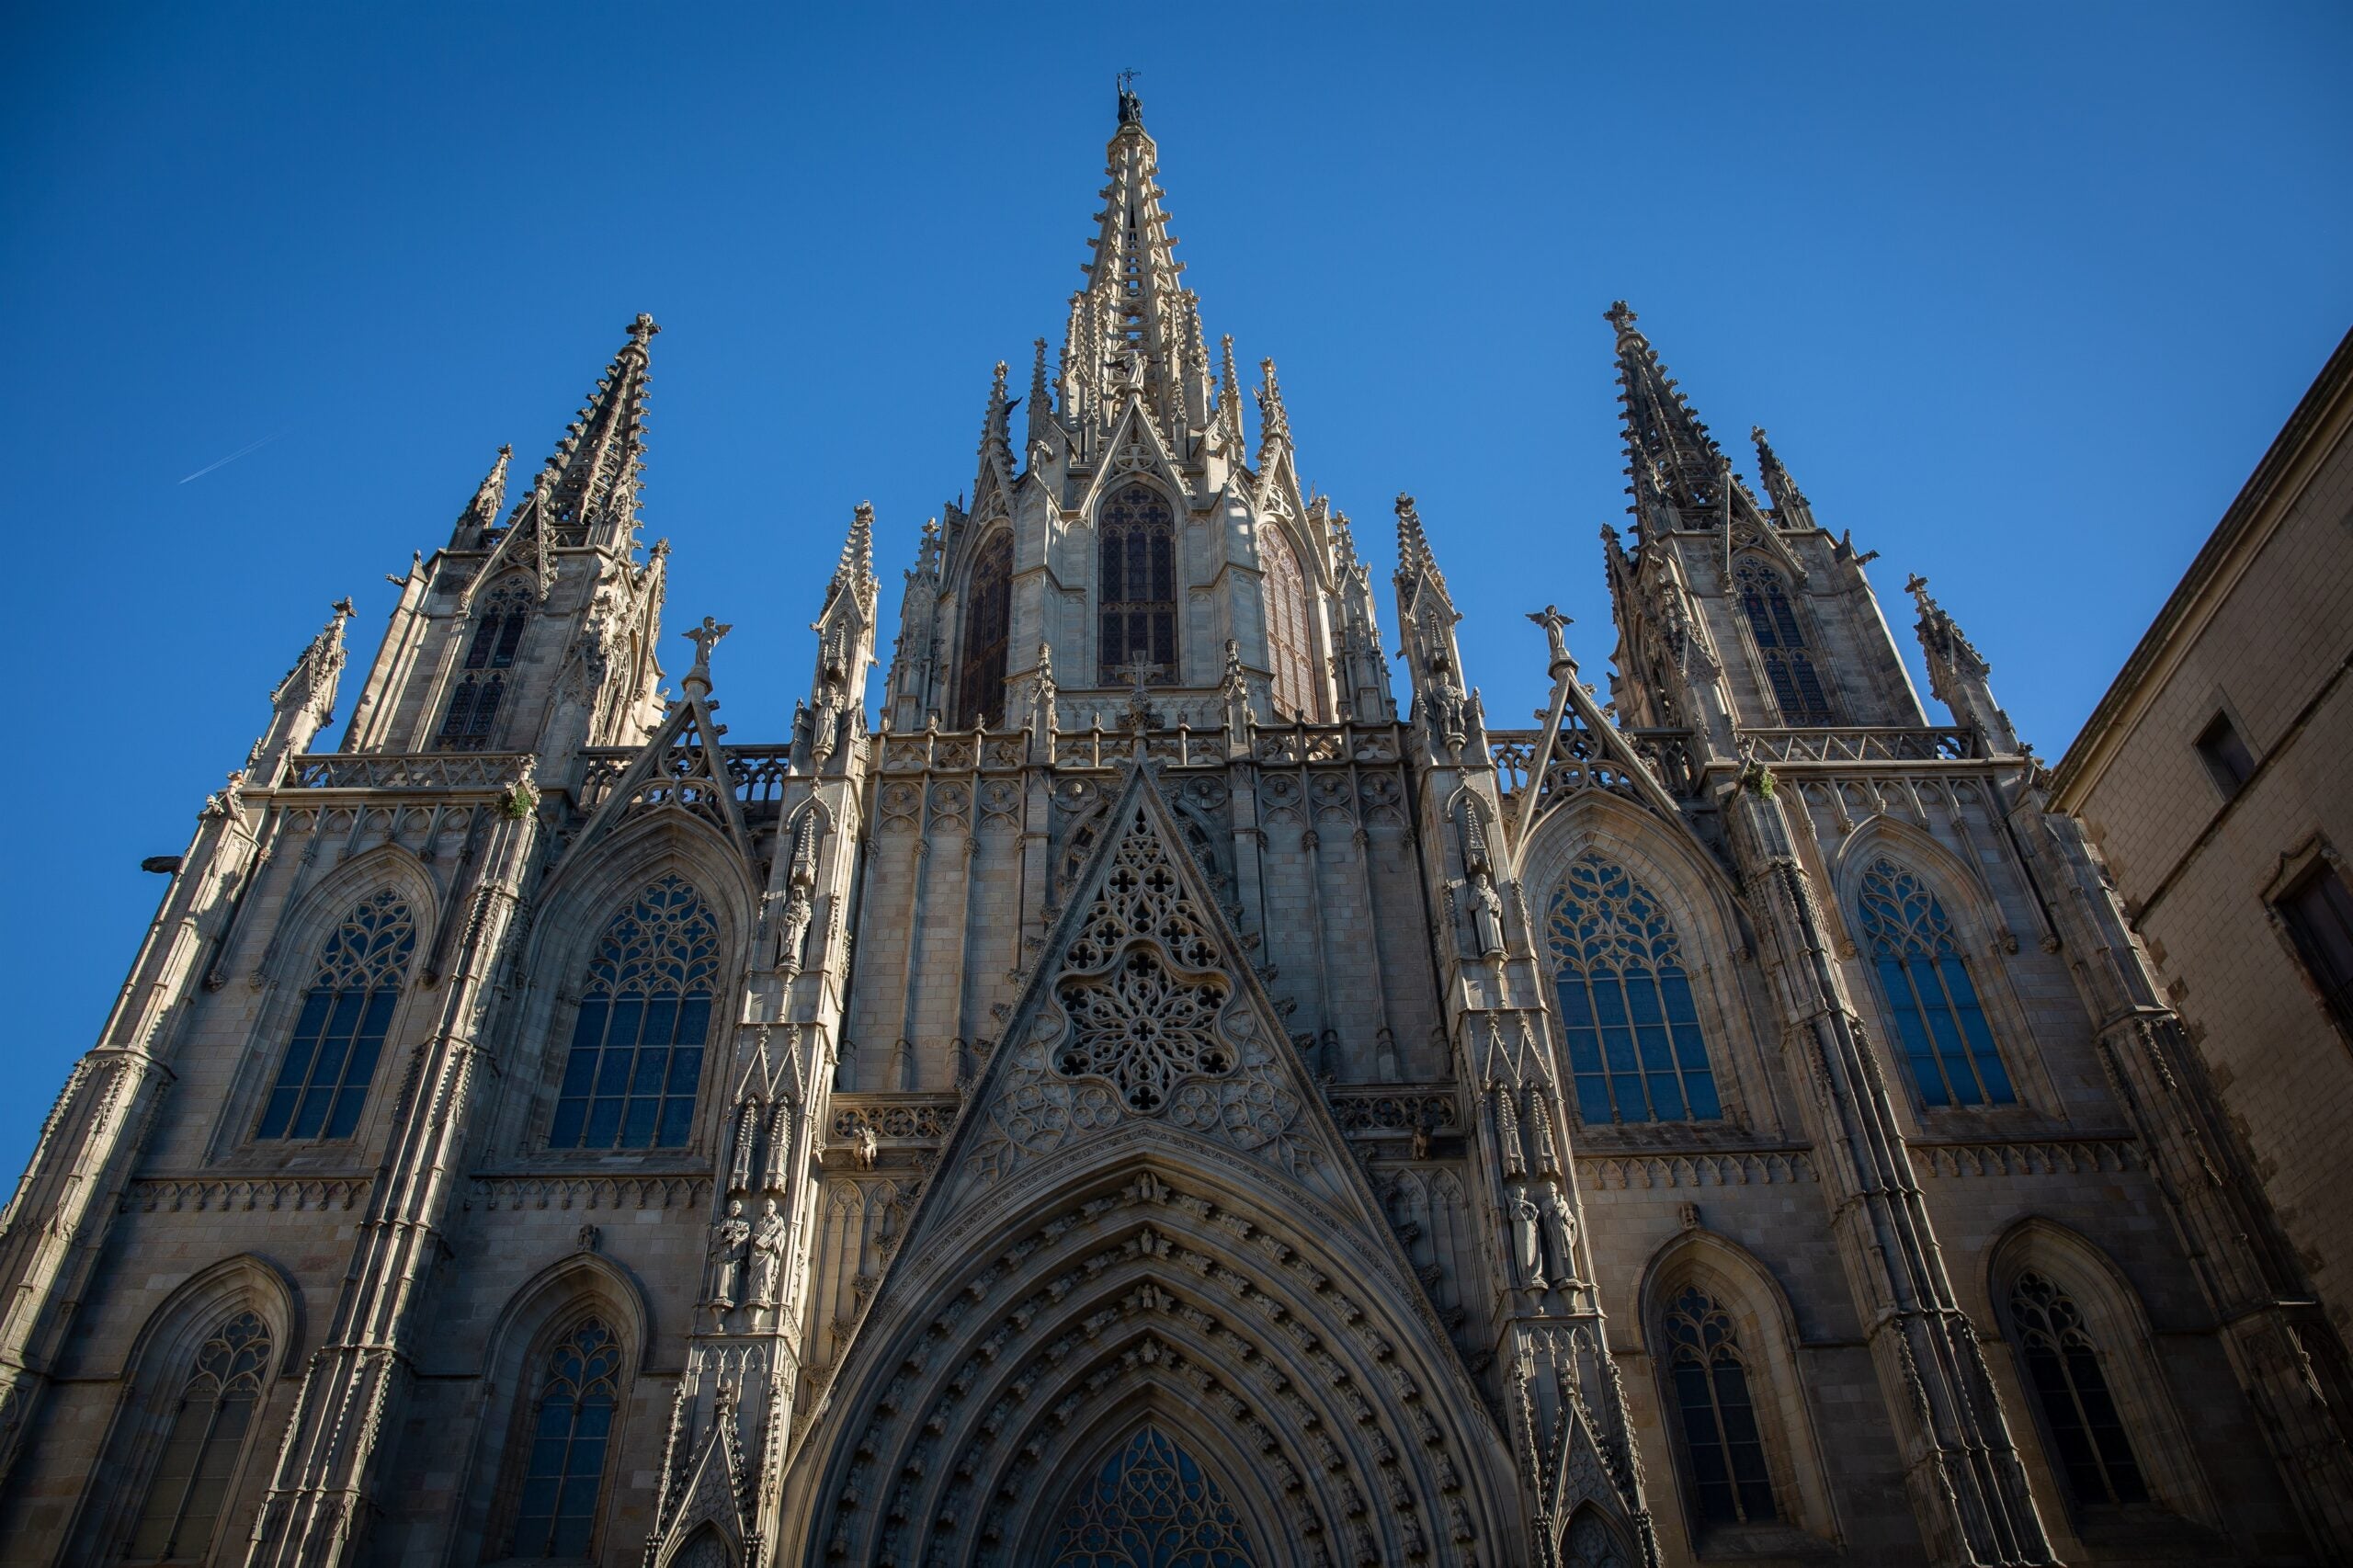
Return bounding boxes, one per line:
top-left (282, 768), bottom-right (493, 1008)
top-left (1115, 68), bottom-right (1142, 127)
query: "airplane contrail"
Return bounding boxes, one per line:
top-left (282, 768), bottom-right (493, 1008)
top-left (178, 429), bottom-right (286, 484)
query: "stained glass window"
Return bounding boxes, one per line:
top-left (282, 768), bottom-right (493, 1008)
top-left (257, 890), bottom-right (415, 1141)
top-left (1733, 559), bottom-right (1835, 725)
top-left (2008, 1273), bottom-right (2148, 1506)
top-left (1047, 1426), bottom-right (1258, 1568)
top-left (1548, 855), bottom-right (1722, 1123)
top-left (1099, 484), bottom-right (1176, 685)
top-left (438, 673), bottom-right (505, 752)
top-left (550, 876), bottom-right (719, 1151)
top-left (512, 1319), bottom-right (622, 1558)
top-left (464, 578), bottom-right (532, 672)
top-left (127, 1312), bottom-right (272, 1562)
top-left (439, 579), bottom-right (529, 752)
top-left (1260, 523), bottom-right (1318, 722)
top-left (955, 529), bottom-right (1014, 728)
top-left (1855, 859), bottom-right (2015, 1108)
top-left (1665, 1288), bottom-right (1776, 1525)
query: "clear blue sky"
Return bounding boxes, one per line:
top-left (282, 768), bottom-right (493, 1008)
top-left (2, 4), bottom-right (2347, 1175)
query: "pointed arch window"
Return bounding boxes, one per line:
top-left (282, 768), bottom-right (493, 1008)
top-left (955, 528), bottom-right (1014, 728)
top-left (1099, 483), bottom-right (1176, 685)
top-left (1856, 858), bottom-right (2014, 1108)
top-left (1547, 855), bottom-right (1722, 1123)
top-left (511, 1319), bottom-right (622, 1559)
top-left (1733, 559), bottom-right (1835, 724)
top-left (551, 876), bottom-right (719, 1150)
top-left (1260, 522), bottom-right (1319, 722)
top-left (464, 577), bottom-right (533, 671)
top-left (438, 578), bottom-right (529, 752)
top-left (1664, 1287), bottom-right (1777, 1527)
top-left (2007, 1272), bottom-right (2149, 1506)
top-left (126, 1312), bottom-right (272, 1562)
top-left (256, 890), bottom-right (415, 1140)
top-left (1046, 1425), bottom-right (1259, 1567)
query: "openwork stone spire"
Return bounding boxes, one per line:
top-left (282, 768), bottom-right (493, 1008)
top-left (1608, 301), bottom-right (1741, 536)
top-left (1057, 86), bottom-right (1214, 441)
top-left (540, 312), bottom-right (657, 547)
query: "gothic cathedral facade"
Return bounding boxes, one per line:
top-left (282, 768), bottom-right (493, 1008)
top-left (3, 91), bottom-right (2349, 1568)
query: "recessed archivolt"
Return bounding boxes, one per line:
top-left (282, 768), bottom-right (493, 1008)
top-left (800, 1169), bottom-right (1508, 1567)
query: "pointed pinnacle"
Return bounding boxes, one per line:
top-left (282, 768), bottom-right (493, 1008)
top-left (1394, 494), bottom-right (1448, 594)
top-left (1256, 358), bottom-right (1291, 449)
top-left (460, 444), bottom-right (512, 532)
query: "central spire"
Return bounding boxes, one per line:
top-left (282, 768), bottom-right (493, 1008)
top-left (1055, 85), bottom-right (1213, 449)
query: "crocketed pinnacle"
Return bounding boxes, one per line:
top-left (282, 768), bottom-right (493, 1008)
top-left (1025, 338), bottom-right (1054, 449)
top-left (1607, 301), bottom-right (1733, 529)
top-left (1906, 574), bottom-right (1989, 679)
top-left (541, 312), bottom-right (657, 542)
top-left (272, 599), bottom-right (355, 712)
top-left (823, 501), bottom-right (878, 619)
top-left (456, 444), bottom-right (511, 545)
top-left (1393, 493), bottom-right (1448, 597)
top-left (1752, 426), bottom-right (1814, 529)
top-left (1255, 358), bottom-right (1292, 467)
top-left (979, 359), bottom-right (1012, 460)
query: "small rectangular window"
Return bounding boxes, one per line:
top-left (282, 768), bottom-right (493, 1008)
top-left (2279, 865), bottom-right (2353, 1034)
top-left (2195, 711), bottom-right (2256, 797)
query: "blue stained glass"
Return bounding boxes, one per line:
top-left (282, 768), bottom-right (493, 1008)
top-left (1857, 860), bottom-right (2017, 1108)
top-left (1548, 856), bottom-right (1723, 1124)
top-left (550, 877), bottom-right (718, 1151)
top-left (512, 1320), bottom-right (620, 1559)
top-left (257, 891), bottom-right (413, 1142)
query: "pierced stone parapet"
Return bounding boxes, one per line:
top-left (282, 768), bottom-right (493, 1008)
top-left (1323, 1085), bottom-right (1462, 1139)
top-left (829, 1095), bottom-right (959, 1147)
top-left (1740, 726), bottom-right (1982, 766)
top-left (278, 753), bottom-right (533, 791)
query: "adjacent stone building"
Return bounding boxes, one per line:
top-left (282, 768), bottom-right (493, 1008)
top-left (2050, 325), bottom-right (2353, 1368)
top-left (2, 88), bottom-right (2347, 1568)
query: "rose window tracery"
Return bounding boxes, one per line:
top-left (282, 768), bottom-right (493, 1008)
top-left (1056, 949), bottom-right (1232, 1114)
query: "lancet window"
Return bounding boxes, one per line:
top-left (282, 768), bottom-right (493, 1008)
top-left (1260, 522), bottom-right (1319, 721)
top-left (438, 578), bottom-right (529, 751)
top-left (1855, 858), bottom-right (2015, 1107)
top-left (438, 673), bottom-right (505, 751)
top-left (1663, 1287), bottom-right (1777, 1526)
top-left (2006, 1272), bottom-right (2149, 1506)
top-left (256, 889), bottom-right (415, 1141)
top-left (1098, 483), bottom-right (1176, 684)
top-left (1547, 855), bottom-right (1722, 1123)
top-left (510, 1319), bottom-right (622, 1559)
top-left (1045, 1425), bottom-right (1259, 1567)
top-left (1562, 1511), bottom-right (1631, 1568)
top-left (954, 528), bottom-right (1014, 728)
top-left (550, 876), bottom-right (719, 1151)
top-left (126, 1312), bottom-right (272, 1562)
top-left (464, 577), bottom-right (533, 672)
top-left (1733, 559), bottom-right (1835, 724)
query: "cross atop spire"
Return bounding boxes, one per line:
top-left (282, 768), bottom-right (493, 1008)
top-left (1116, 69), bottom-right (1142, 127)
top-left (539, 313), bottom-right (658, 549)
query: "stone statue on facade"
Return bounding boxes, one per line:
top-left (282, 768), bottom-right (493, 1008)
top-left (706, 1199), bottom-right (751, 1312)
top-left (748, 1199), bottom-right (788, 1310)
